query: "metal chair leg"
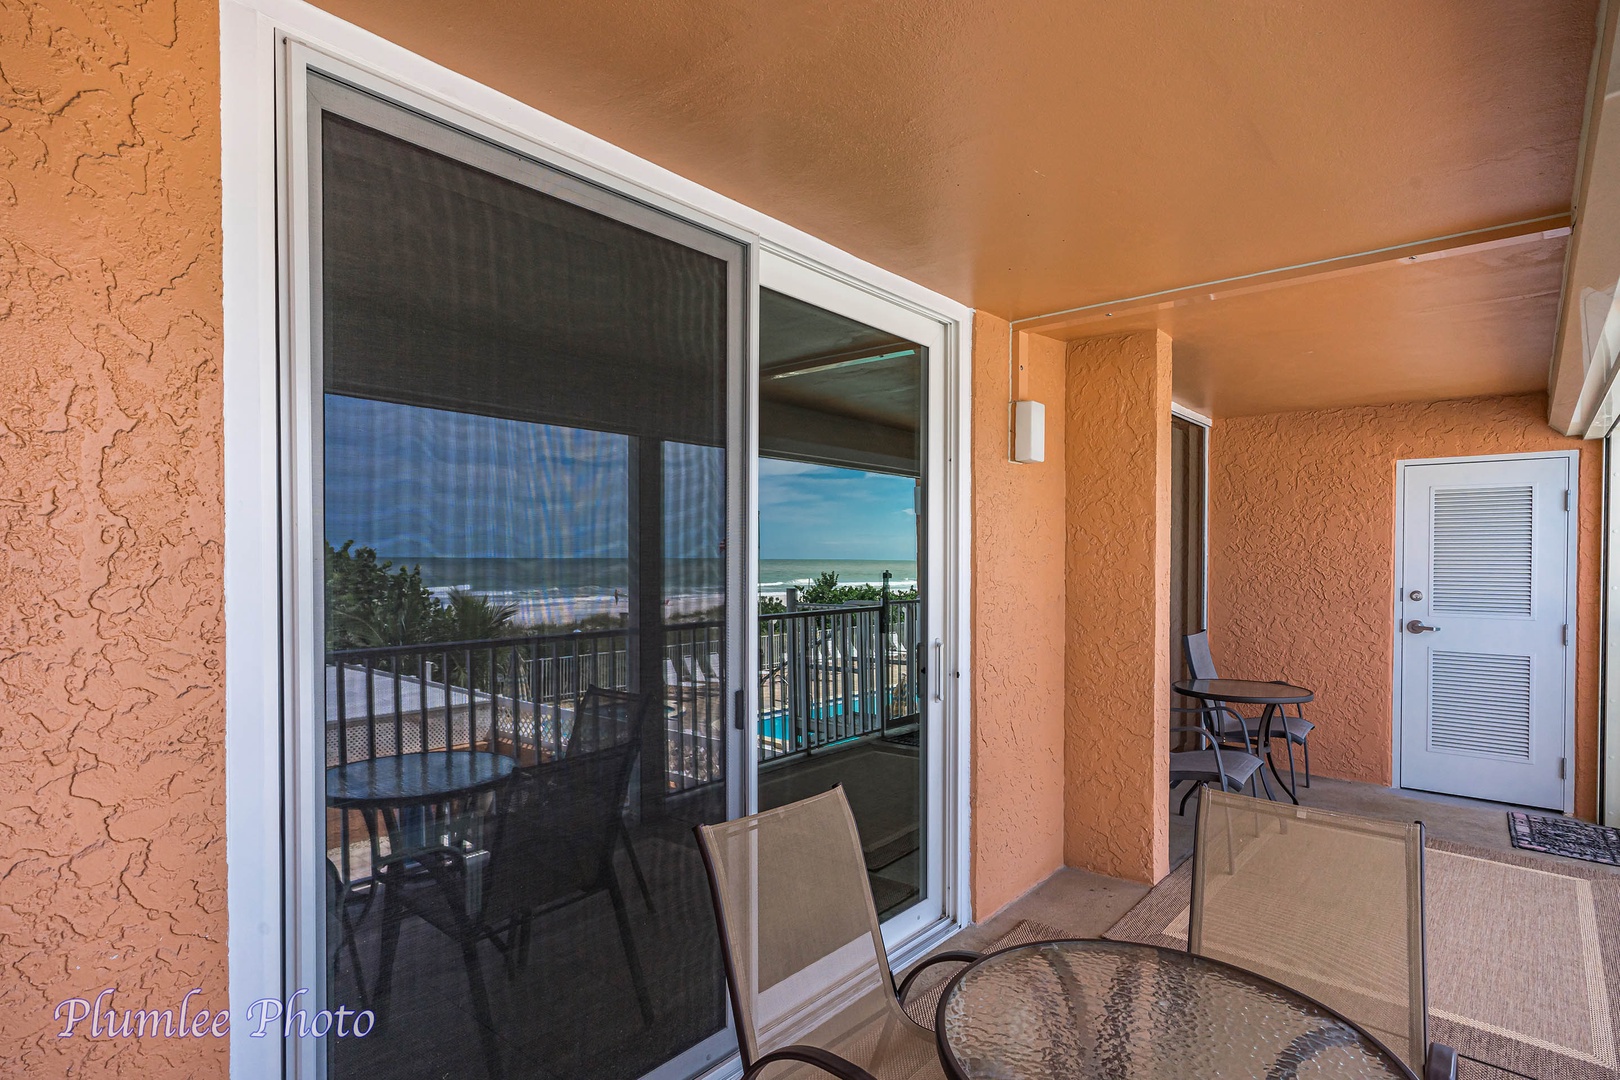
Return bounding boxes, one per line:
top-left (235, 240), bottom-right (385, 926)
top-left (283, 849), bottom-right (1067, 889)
top-left (458, 939), bottom-right (504, 1080)
top-left (1303, 737), bottom-right (1311, 787)
top-left (1178, 781), bottom-right (1202, 816)
top-left (607, 875), bottom-right (655, 1025)
top-left (619, 825), bottom-right (657, 914)
top-left (372, 870), bottom-right (404, 1035)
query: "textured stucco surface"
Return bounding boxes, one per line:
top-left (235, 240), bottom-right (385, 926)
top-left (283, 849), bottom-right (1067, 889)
top-left (0, 0), bottom-right (227, 1074)
top-left (1063, 332), bottom-right (1172, 885)
top-left (1209, 394), bottom-right (1601, 819)
top-left (969, 315), bottom-right (1067, 920)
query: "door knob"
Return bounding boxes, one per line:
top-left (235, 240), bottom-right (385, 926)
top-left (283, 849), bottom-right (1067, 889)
top-left (1406, 620), bottom-right (1440, 634)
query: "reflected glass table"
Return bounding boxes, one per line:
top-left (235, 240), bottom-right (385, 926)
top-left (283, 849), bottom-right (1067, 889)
top-left (935, 939), bottom-right (1416, 1080)
top-left (327, 750), bottom-right (518, 864)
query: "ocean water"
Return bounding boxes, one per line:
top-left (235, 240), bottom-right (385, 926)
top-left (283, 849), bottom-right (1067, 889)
top-left (758, 560), bottom-right (917, 592)
top-left (364, 556), bottom-right (916, 627)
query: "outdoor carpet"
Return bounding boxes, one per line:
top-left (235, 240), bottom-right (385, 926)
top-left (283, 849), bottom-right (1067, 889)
top-left (1509, 812), bottom-right (1620, 867)
top-left (1105, 839), bottom-right (1620, 1079)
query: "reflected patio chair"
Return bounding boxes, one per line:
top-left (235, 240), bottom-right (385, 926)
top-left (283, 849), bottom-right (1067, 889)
top-left (374, 740), bottom-right (654, 1080)
top-left (695, 787), bottom-right (977, 1079)
top-left (568, 685), bottom-right (656, 911)
top-left (1184, 629), bottom-right (1315, 788)
top-left (326, 858), bottom-right (369, 1010)
top-left (1190, 788), bottom-right (1457, 1080)
top-left (1169, 706), bottom-right (1268, 814)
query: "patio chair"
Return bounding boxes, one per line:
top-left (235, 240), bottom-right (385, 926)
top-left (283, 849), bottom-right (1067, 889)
top-left (1184, 629), bottom-right (1315, 788)
top-left (695, 787), bottom-right (977, 1079)
top-left (374, 740), bottom-right (654, 1080)
top-left (1169, 708), bottom-right (1269, 814)
top-left (1189, 788), bottom-right (1457, 1080)
top-left (326, 858), bottom-right (369, 1010)
top-left (567, 685), bottom-right (657, 911)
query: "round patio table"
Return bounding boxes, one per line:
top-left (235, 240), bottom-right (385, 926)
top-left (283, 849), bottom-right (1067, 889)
top-left (327, 750), bottom-right (518, 864)
top-left (935, 939), bottom-right (1415, 1080)
top-left (1174, 678), bottom-right (1314, 803)
top-left (325, 750), bottom-right (517, 809)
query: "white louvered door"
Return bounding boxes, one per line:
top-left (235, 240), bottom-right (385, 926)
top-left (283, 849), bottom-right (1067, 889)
top-left (1398, 455), bottom-right (1574, 809)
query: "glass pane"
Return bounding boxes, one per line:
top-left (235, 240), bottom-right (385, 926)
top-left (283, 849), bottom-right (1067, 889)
top-left (315, 86), bottom-right (732, 1080)
top-left (1169, 416), bottom-right (1206, 684)
top-left (755, 288), bottom-right (927, 921)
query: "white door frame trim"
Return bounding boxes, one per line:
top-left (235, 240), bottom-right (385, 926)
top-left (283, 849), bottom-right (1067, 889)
top-left (220, 3), bottom-right (974, 1077)
top-left (1391, 450), bottom-right (1580, 813)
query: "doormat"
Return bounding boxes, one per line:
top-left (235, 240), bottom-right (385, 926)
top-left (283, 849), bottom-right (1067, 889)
top-left (1508, 812), bottom-right (1620, 866)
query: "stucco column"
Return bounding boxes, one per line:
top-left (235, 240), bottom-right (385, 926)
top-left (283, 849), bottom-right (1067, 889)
top-left (1063, 331), bottom-right (1173, 884)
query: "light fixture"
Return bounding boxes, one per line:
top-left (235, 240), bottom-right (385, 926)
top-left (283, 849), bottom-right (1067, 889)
top-left (1012, 400), bottom-right (1045, 463)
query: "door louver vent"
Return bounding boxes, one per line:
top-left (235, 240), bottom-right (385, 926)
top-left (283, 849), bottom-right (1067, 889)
top-left (1431, 486), bottom-right (1534, 617)
top-left (1429, 651), bottom-right (1532, 760)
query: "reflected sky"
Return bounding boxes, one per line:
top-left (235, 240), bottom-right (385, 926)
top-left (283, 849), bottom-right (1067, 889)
top-left (324, 395), bottom-right (915, 562)
top-left (758, 458), bottom-right (917, 561)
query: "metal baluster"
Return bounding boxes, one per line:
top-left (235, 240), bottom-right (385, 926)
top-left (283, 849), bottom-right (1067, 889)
top-left (442, 649), bottom-right (453, 756)
top-left (335, 660), bottom-right (348, 766)
top-left (551, 642), bottom-right (564, 760)
top-left (364, 656), bottom-right (377, 761)
top-left (392, 654), bottom-right (404, 758)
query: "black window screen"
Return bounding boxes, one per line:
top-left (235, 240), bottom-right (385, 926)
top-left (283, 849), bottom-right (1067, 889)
top-left (313, 80), bottom-right (735, 1080)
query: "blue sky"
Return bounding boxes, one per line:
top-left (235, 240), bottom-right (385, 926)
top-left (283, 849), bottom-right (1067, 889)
top-left (758, 457), bottom-right (917, 561)
top-left (324, 395), bottom-right (914, 562)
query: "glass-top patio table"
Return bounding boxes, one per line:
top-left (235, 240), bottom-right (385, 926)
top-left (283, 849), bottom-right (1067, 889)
top-left (1173, 678), bottom-right (1314, 803)
top-left (935, 939), bottom-right (1416, 1080)
top-left (326, 750), bottom-right (517, 809)
top-left (326, 750), bottom-right (518, 865)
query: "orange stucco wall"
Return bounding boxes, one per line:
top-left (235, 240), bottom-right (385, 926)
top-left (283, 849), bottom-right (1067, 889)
top-left (1063, 332), bottom-right (1173, 885)
top-left (1209, 393), bottom-right (1601, 819)
top-left (0, 1), bottom-right (227, 1073)
top-left (969, 315), bottom-right (1067, 920)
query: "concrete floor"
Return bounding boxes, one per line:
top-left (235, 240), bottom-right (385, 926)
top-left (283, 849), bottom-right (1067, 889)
top-left (941, 773), bottom-right (1580, 955)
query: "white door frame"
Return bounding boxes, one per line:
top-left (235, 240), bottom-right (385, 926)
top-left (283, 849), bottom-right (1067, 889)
top-left (757, 249), bottom-right (950, 948)
top-left (220, 4), bottom-right (973, 1077)
top-left (1392, 450), bottom-right (1580, 813)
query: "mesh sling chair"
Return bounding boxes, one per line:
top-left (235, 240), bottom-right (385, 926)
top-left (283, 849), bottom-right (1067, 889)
top-left (374, 738), bottom-right (655, 1080)
top-left (1189, 789), bottom-right (1458, 1080)
top-left (569, 685), bottom-right (657, 911)
top-left (695, 788), bottom-right (978, 1079)
top-left (1184, 629), bottom-right (1315, 789)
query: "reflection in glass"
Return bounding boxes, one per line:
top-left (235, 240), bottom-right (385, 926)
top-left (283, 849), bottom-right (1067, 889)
top-left (316, 87), bottom-right (731, 1080)
top-left (755, 289), bottom-right (928, 920)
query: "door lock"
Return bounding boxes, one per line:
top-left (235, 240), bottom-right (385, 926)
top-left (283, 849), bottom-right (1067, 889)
top-left (1408, 590), bottom-right (1423, 601)
top-left (1405, 620), bottom-right (1440, 634)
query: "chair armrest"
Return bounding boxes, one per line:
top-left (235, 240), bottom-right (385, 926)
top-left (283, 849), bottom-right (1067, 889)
top-left (1425, 1042), bottom-right (1457, 1080)
top-left (742, 1045), bottom-right (879, 1080)
top-left (1171, 704), bottom-right (1255, 752)
top-left (895, 950), bottom-right (981, 1002)
top-left (1170, 725), bottom-right (1215, 747)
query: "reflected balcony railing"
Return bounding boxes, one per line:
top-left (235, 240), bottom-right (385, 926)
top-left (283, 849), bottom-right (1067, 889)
top-left (322, 597), bottom-right (923, 791)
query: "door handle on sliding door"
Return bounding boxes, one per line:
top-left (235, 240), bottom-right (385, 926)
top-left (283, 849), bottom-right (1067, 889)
top-left (932, 640), bottom-right (943, 702)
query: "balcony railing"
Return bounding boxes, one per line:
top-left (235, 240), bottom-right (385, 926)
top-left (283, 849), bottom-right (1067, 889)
top-left (758, 600), bottom-right (921, 762)
top-left (323, 598), bottom-right (923, 791)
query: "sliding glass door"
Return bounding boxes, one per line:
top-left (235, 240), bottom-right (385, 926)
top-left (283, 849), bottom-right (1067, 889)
top-left (291, 70), bottom-right (744, 1080)
top-left (282, 59), bottom-right (960, 1080)
top-left (753, 253), bottom-right (949, 941)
